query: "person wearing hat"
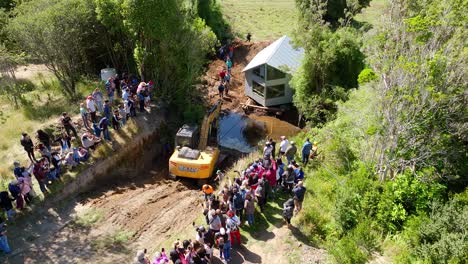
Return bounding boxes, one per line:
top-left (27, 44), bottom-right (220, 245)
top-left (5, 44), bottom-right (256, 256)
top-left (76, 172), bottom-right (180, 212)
top-left (263, 141), bottom-right (273, 158)
top-left (134, 248), bottom-right (150, 264)
top-left (214, 170), bottom-right (224, 183)
top-left (301, 138), bottom-right (313, 165)
top-left (20, 132), bottom-right (37, 163)
top-left (226, 210), bottom-right (241, 245)
top-left (215, 227), bottom-right (231, 261)
top-left (279, 136), bottom-right (289, 157)
top-left (310, 141), bottom-right (319, 160)
top-left (86, 95), bottom-right (98, 123)
top-left (285, 141), bottom-right (297, 164)
top-left (292, 181), bottom-right (307, 213)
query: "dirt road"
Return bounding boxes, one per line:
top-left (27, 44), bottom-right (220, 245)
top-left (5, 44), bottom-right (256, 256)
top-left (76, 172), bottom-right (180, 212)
top-left (4, 167), bottom-right (202, 264)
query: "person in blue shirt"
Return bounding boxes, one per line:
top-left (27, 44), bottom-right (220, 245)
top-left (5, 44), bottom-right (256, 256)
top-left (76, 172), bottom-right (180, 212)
top-left (103, 100), bottom-right (112, 122)
top-left (301, 138), bottom-right (313, 165)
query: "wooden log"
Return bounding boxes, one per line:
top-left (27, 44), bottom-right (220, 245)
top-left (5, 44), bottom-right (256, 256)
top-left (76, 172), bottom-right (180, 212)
top-left (240, 103), bottom-right (283, 112)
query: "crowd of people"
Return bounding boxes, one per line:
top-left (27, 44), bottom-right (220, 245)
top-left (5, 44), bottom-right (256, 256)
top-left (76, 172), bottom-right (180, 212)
top-left (0, 72), bottom-right (155, 255)
top-left (134, 136), bottom-right (318, 264)
top-left (217, 44), bottom-right (234, 99)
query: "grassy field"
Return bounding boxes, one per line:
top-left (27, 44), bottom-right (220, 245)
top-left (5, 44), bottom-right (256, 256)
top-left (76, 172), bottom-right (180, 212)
top-left (219, 0), bottom-right (298, 41)
top-left (354, 0), bottom-right (387, 27)
top-left (0, 67), bottom-right (98, 186)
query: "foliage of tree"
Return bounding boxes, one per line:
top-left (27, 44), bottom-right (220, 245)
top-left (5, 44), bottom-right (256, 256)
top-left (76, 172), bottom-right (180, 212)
top-left (294, 0), bottom-right (467, 262)
top-left (296, 0), bottom-right (371, 26)
top-left (8, 0), bottom-right (99, 97)
top-left (95, 0), bottom-right (135, 73)
top-left (121, 0), bottom-right (217, 121)
top-left (291, 14), bottom-right (364, 125)
top-left (367, 0), bottom-right (467, 184)
top-left (0, 44), bottom-right (31, 108)
top-left (195, 0), bottom-right (231, 41)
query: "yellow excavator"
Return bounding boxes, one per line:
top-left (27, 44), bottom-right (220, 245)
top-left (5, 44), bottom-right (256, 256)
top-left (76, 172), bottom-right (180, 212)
top-left (169, 100), bottom-right (222, 184)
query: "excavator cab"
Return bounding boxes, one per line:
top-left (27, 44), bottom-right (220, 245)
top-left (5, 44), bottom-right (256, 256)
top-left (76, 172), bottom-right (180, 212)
top-left (175, 125), bottom-right (199, 149)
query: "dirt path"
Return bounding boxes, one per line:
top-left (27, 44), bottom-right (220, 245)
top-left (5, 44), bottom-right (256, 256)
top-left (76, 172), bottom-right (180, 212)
top-left (204, 40), bottom-right (271, 112)
top-left (4, 168), bottom-right (202, 264)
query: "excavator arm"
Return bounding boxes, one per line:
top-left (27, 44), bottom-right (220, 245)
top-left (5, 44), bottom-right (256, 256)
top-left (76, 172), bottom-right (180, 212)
top-left (198, 99), bottom-right (222, 150)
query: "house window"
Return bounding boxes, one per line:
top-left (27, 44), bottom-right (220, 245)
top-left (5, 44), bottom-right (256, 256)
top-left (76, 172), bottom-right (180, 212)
top-left (267, 65), bottom-right (286, 80)
top-left (253, 65), bottom-right (265, 80)
top-left (252, 81), bottom-right (265, 97)
top-left (266, 84), bottom-right (285, 99)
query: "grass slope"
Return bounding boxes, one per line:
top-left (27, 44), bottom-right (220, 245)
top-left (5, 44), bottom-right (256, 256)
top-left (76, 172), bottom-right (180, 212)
top-left (220, 0), bottom-right (298, 41)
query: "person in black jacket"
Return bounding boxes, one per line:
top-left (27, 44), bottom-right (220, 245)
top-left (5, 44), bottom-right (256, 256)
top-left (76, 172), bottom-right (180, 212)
top-left (283, 198), bottom-right (295, 227)
top-left (0, 192), bottom-right (15, 220)
top-left (20, 132), bottom-right (37, 163)
top-left (37, 129), bottom-right (51, 151)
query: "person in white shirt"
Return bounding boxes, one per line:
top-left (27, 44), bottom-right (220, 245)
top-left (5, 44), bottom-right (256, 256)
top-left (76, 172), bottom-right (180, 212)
top-left (279, 136), bottom-right (289, 157)
top-left (86, 96), bottom-right (97, 123)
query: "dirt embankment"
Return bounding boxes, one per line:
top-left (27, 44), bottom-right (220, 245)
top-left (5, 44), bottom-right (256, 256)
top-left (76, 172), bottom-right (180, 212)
top-left (203, 40), bottom-right (271, 112)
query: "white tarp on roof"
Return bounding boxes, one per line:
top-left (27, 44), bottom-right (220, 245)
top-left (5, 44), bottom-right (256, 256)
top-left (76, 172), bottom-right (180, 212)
top-left (242, 35), bottom-right (304, 73)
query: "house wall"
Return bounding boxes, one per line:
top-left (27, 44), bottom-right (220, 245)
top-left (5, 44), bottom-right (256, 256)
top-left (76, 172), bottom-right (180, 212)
top-left (244, 69), bottom-right (266, 106)
top-left (244, 64), bottom-right (293, 107)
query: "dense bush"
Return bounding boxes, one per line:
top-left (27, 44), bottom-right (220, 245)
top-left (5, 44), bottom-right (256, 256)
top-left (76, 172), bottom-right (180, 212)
top-left (402, 195), bottom-right (468, 263)
top-left (376, 172), bottom-right (446, 233)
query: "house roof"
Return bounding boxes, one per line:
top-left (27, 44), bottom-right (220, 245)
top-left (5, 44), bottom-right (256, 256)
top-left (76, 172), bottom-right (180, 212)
top-left (242, 35), bottom-right (304, 73)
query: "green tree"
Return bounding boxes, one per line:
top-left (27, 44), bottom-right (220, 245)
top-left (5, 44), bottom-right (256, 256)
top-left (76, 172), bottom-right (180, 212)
top-left (121, 0), bottom-right (217, 113)
top-left (296, 0), bottom-right (371, 27)
top-left (366, 0), bottom-right (468, 183)
top-left (291, 26), bottom-right (364, 125)
top-left (95, 0), bottom-right (135, 73)
top-left (8, 0), bottom-right (99, 97)
top-left (0, 44), bottom-right (31, 108)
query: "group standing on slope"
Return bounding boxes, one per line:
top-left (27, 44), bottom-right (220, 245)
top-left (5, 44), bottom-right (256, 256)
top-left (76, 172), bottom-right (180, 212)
top-left (0, 72), bottom-right (156, 255)
top-left (135, 136), bottom-right (318, 264)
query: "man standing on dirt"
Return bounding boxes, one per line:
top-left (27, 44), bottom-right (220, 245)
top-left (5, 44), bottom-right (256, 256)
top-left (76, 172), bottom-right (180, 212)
top-left (279, 136), bottom-right (289, 158)
top-left (20, 132), bottom-right (37, 163)
top-left (224, 72), bottom-right (231, 96)
top-left (92, 88), bottom-right (104, 113)
top-left (218, 68), bottom-right (226, 81)
top-left (226, 57), bottom-right (233, 74)
top-left (228, 45), bottom-right (234, 60)
top-left (292, 181), bottom-right (306, 213)
top-left (61, 112), bottom-right (78, 138)
top-left (99, 116), bottom-right (111, 141)
top-left (217, 82), bottom-right (225, 99)
top-left (269, 137), bottom-right (276, 159)
top-left (86, 95), bottom-right (98, 123)
top-left (246, 33), bottom-right (252, 42)
top-left (301, 138), bottom-right (313, 165)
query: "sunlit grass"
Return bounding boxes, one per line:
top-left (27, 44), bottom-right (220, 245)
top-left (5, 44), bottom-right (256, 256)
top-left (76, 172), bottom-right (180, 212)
top-left (220, 0), bottom-right (298, 41)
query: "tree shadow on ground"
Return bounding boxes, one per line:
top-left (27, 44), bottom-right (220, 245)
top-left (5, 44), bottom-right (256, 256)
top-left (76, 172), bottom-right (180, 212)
top-left (211, 244), bottom-right (262, 264)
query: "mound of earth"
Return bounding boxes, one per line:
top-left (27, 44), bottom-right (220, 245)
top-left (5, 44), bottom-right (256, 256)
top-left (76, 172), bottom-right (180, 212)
top-left (203, 39), bottom-right (271, 112)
